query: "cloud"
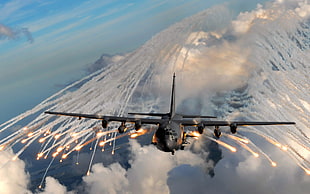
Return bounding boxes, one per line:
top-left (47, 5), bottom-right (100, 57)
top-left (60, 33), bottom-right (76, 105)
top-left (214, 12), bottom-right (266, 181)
top-left (0, 23), bottom-right (34, 43)
top-left (38, 177), bottom-right (75, 194)
top-left (81, 139), bottom-right (213, 194)
top-left (231, 4), bottom-right (270, 35)
top-left (38, 176), bottom-right (72, 194)
top-left (231, 0), bottom-right (310, 35)
top-left (295, 1), bottom-right (310, 18)
top-left (167, 164), bottom-right (209, 193)
top-left (208, 151), bottom-right (310, 194)
top-left (0, 24), bottom-right (14, 38)
top-left (83, 163), bottom-right (129, 194)
top-left (0, 149), bottom-right (31, 194)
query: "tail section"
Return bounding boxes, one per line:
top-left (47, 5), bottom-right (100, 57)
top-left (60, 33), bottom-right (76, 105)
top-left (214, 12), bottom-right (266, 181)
top-left (169, 73), bottom-right (176, 117)
top-left (128, 73), bottom-right (176, 119)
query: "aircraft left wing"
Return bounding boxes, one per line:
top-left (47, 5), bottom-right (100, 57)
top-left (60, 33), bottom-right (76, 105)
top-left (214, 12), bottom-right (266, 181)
top-left (44, 111), bottom-right (163, 125)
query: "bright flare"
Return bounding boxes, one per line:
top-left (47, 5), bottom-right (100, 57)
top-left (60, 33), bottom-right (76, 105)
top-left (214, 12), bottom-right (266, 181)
top-left (281, 145), bottom-right (288, 151)
top-left (129, 129), bottom-right (147, 139)
top-left (75, 145), bottom-right (83, 151)
top-left (230, 147), bottom-right (237, 152)
top-left (37, 152), bottom-right (44, 158)
top-left (253, 152), bottom-right (259, 158)
top-left (12, 156), bottom-right (17, 161)
top-left (136, 129), bottom-right (143, 133)
top-left (216, 139), bottom-right (237, 152)
top-left (99, 141), bottom-right (105, 147)
top-left (271, 162), bottom-right (277, 167)
top-left (130, 134), bottom-right (138, 138)
top-left (96, 131), bottom-right (105, 138)
top-left (57, 146), bottom-right (64, 153)
top-left (226, 134), bottom-right (249, 144)
top-left (54, 134), bottom-right (61, 139)
top-left (52, 152), bottom-right (58, 157)
top-left (39, 138), bottom-right (45, 143)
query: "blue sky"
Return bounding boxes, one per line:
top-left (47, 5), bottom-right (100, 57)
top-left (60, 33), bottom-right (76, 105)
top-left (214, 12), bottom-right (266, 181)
top-left (0, 0), bottom-right (266, 123)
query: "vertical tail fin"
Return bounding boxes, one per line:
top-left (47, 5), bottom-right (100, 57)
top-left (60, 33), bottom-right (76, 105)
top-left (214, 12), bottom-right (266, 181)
top-left (169, 73), bottom-right (176, 117)
top-left (128, 73), bottom-right (176, 118)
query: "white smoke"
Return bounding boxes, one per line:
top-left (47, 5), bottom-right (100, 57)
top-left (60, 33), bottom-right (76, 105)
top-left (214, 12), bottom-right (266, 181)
top-left (0, 149), bottom-right (31, 194)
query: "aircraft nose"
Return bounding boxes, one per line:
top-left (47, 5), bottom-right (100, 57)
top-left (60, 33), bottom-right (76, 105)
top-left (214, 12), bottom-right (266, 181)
top-left (165, 140), bottom-right (172, 148)
top-left (164, 137), bottom-right (175, 150)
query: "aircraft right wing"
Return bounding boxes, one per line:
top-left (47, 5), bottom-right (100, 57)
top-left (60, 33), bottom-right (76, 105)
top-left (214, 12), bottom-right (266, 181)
top-left (176, 120), bottom-right (296, 126)
top-left (177, 120), bottom-right (296, 126)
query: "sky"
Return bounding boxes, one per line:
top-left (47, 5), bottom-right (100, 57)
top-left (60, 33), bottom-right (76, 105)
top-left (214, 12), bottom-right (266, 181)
top-left (0, 0), bottom-right (270, 124)
top-left (0, 0), bottom-right (224, 123)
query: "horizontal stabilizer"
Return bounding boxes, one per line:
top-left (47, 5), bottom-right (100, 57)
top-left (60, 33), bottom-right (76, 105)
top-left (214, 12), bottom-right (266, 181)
top-left (128, 112), bottom-right (169, 117)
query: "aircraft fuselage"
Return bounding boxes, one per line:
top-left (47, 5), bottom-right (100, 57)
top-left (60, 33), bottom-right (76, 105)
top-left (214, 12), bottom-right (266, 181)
top-left (152, 116), bottom-right (184, 154)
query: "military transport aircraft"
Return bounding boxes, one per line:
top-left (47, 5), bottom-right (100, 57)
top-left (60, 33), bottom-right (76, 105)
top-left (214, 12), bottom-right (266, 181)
top-left (45, 73), bottom-right (295, 154)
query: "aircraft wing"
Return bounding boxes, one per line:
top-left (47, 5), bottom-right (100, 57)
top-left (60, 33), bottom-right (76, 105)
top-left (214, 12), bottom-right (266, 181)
top-left (45, 111), bottom-right (163, 125)
top-left (177, 120), bottom-right (295, 126)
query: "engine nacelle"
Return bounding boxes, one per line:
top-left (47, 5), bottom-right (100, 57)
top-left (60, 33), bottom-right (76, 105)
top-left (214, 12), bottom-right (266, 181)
top-left (134, 120), bottom-right (142, 131)
top-left (198, 123), bottom-right (205, 134)
top-left (230, 123), bottom-right (237, 134)
top-left (102, 119), bottom-right (108, 128)
top-left (118, 122), bottom-right (126, 133)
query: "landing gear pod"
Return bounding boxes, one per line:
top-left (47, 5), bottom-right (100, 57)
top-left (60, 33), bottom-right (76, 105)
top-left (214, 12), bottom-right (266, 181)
top-left (198, 123), bottom-right (205, 134)
top-left (214, 126), bottom-right (221, 138)
top-left (230, 123), bottom-right (237, 134)
top-left (102, 119), bottom-right (108, 128)
top-left (118, 122), bottom-right (126, 133)
top-left (134, 120), bottom-right (142, 131)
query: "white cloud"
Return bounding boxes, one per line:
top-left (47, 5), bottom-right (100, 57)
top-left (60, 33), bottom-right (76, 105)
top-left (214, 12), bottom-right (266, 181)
top-left (83, 163), bottom-right (129, 194)
top-left (231, 0), bottom-right (310, 36)
top-left (232, 4), bottom-right (270, 35)
top-left (39, 176), bottom-right (69, 194)
top-left (0, 149), bottom-right (31, 194)
top-left (82, 139), bottom-right (213, 194)
top-left (295, 1), bottom-right (310, 18)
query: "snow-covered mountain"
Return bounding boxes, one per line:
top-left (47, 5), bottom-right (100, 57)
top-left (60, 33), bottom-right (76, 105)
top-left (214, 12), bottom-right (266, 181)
top-left (0, 1), bottom-right (309, 193)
